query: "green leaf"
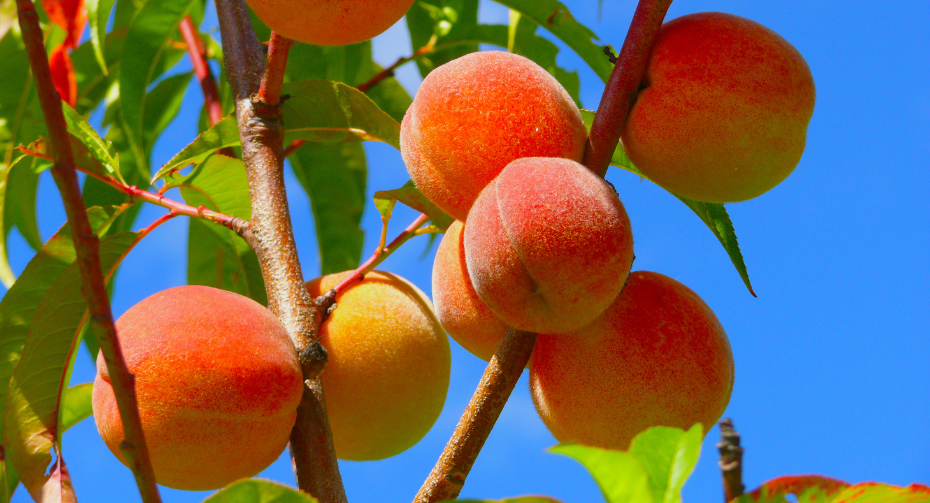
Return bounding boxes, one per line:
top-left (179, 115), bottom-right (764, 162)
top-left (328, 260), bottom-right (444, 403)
top-left (627, 425), bottom-right (703, 503)
top-left (154, 80), bottom-right (401, 181)
top-left (3, 230), bottom-right (138, 501)
top-left (360, 64), bottom-right (413, 123)
top-left (2, 156), bottom-right (41, 252)
top-left (86, 0), bottom-right (117, 75)
top-left (289, 142), bottom-right (366, 275)
top-left (142, 71), bottom-right (194, 157)
top-left (578, 110), bottom-right (755, 296)
top-left (736, 475), bottom-right (851, 503)
top-left (58, 383), bottom-right (95, 435)
top-left (72, 28), bottom-right (126, 116)
top-left (373, 180), bottom-right (454, 230)
top-left (62, 102), bottom-right (124, 183)
top-left (202, 479), bottom-right (319, 502)
top-left (551, 444), bottom-right (653, 503)
top-left (119, 0), bottom-right (198, 164)
top-left (165, 155), bottom-right (267, 305)
top-left (493, 0), bottom-right (613, 83)
top-left (406, 0), bottom-right (480, 77)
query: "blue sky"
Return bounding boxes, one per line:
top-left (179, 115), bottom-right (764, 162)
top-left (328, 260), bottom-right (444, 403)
top-left (6, 0), bottom-right (929, 501)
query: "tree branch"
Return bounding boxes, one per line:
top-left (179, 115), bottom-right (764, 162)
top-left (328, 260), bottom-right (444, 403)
top-left (257, 32), bottom-right (292, 106)
top-left (214, 1), bottom-right (345, 501)
top-left (14, 0), bottom-right (162, 501)
top-left (416, 1), bottom-right (672, 500)
top-left (718, 418), bottom-right (745, 503)
top-left (583, 0), bottom-right (672, 177)
top-left (414, 329), bottom-right (537, 502)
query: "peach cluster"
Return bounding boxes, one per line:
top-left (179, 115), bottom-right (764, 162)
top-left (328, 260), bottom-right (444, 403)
top-left (409, 47), bottom-right (742, 447)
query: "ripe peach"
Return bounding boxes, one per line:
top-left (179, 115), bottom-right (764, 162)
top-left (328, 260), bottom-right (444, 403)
top-left (530, 271), bottom-right (734, 450)
top-left (401, 51), bottom-right (588, 221)
top-left (92, 286), bottom-right (303, 491)
top-left (306, 270), bottom-right (450, 460)
top-left (464, 157), bottom-right (634, 334)
top-left (245, 0), bottom-right (415, 46)
top-left (432, 220), bottom-right (510, 363)
top-left (622, 12), bottom-right (816, 202)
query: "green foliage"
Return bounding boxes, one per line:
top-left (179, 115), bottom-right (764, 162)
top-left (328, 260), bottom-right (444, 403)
top-left (203, 479), bottom-right (319, 503)
top-left (374, 180), bottom-right (454, 230)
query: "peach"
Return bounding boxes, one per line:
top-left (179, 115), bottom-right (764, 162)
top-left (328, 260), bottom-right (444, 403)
top-left (401, 51), bottom-right (588, 221)
top-left (432, 220), bottom-right (510, 363)
top-left (622, 12), bottom-right (816, 202)
top-left (530, 271), bottom-right (734, 450)
top-left (464, 157), bottom-right (634, 334)
top-left (92, 286), bottom-right (303, 491)
top-left (245, 0), bottom-right (415, 46)
top-left (306, 270), bottom-right (450, 460)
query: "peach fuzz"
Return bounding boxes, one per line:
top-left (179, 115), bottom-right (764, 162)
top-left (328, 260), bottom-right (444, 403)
top-left (306, 270), bottom-right (450, 461)
top-left (245, 0), bottom-right (415, 46)
top-left (464, 157), bottom-right (634, 334)
top-left (92, 285), bottom-right (303, 491)
top-left (432, 220), bottom-right (511, 363)
top-left (401, 51), bottom-right (587, 221)
top-left (622, 12), bottom-right (816, 202)
top-left (530, 271), bottom-right (734, 450)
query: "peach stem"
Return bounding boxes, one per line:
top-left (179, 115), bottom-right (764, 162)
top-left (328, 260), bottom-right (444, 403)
top-left (14, 0), bottom-right (162, 501)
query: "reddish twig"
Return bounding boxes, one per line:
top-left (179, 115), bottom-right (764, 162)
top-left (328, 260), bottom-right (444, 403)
top-left (582, 0), bottom-right (672, 177)
top-left (214, 1), bottom-right (345, 501)
top-left (324, 213), bottom-right (431, 302)
top-left (356, 42), bottom-right (435, 93)
top-left (257, 32), bottom-right (292, 106)
top-left (283, 139), bottom-right (306, 157)
top-left (179, 15), bottom-right (236, 158)
top-left (718, 418), bottom-right (745, 502)
top-left (14, 0), bottom-right (162, 502)
top-left (414, 329), bottom-right (537, 502)
top-left (416, 1), bottom-right (672, 500)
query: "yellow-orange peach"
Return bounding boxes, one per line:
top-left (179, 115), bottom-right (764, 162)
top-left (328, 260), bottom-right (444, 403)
top-left (530, 271), bottom-right (734, 450)
top-left (245, 0), bottom-right (415, 46)
top-left (464, 157), bottom-right (634, 334)
top-left (401, 51), bottom-right (588, 221)
top-left (306, 270), bottom-right (450, 460)
top-left (432, 220), bottom-right (510, 363)
top-left (622, 12), bottom-right (816, 202)
top-left (92, 286), bottom-right (303, 491)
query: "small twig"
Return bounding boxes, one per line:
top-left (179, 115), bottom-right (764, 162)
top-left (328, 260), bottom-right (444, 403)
top-left (257, 32), bottom-right (292, 106)
top-left (718, 418), bottom-right (745, 503)
top-left (319, 213), bottom-right (432, 313)
top-left (179, 15), bottom-right (235, 158)
top-left (215, 1), bottom-right (345, 501)
top-left (356, 39), bottom-right (435, 93)
top-left (14, 0), bottom-right (162, 501)
top-left (414, 329), bottom-right (537, 502)
top-left (283, 139), bottom-right (306, 157)
top-left (582, 0), bottom-right (672, 177)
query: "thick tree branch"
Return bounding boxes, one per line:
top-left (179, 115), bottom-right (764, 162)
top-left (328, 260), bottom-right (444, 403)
top-left (416, 1), bottom-right (672, 500)
top-left (15, 1), bottom-right (162, 501)
top-left (583, 0), bottom-right (672, 177)
top-left (214, 1), bottom-right (345, 501)
top-left (718, 418), bottom-right (745, 503)
top-left (414, 329), bottom-right (537, 502)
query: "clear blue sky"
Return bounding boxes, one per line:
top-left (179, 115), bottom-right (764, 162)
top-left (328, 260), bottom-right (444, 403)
top-left (6, 0), bottom-right (929, 501)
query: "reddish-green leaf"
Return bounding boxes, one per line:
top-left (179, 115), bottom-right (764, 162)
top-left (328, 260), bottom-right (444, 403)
top-left (831, 483), bottom-right (930, 503)
top-left (739, 475), bottom-right (851, 503)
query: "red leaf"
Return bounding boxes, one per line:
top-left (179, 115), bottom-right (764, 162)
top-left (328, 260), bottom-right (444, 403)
top-left (49, 45), bottom-right (77, 107)
top-left (746, 474), bottom-right (850, 501)
top-left (41, 0), bottom-right (86, 48)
